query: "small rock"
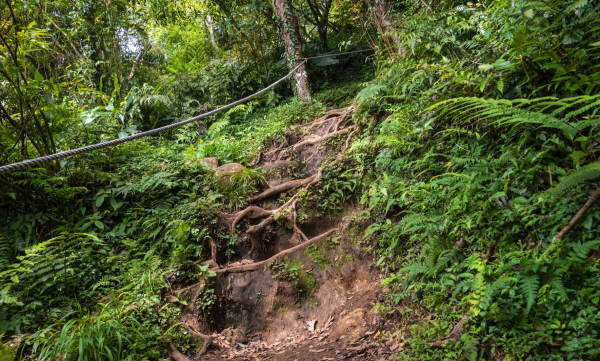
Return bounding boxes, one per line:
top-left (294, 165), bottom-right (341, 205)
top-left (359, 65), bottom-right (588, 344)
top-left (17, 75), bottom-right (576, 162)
top-left (198, 157), bottom-right (219, 169)
top-left (214, 163), bottom-right (246, 186)
top-left (165, 295), bottom-right (179, 303)
top-left (307, 320), bottom-right (317, 332)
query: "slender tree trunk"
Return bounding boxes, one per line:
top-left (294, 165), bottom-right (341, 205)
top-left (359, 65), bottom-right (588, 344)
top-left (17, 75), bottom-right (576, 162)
top-left (273, 0), bottom-right (312, 102)
top-left (365, 0), bottom-right (400, 50)
top-left (204, 12), bottom-right (218, 49)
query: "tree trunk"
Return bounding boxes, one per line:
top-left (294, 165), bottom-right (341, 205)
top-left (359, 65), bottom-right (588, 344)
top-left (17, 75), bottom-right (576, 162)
top-left (365, 0), bottom-right (400, 50)
top-left (204, 12), bottom-right (218, 49)
top-left (273, 0), bottom-right (312, 102)
top-left (317, 23), bottom-right (328, 50)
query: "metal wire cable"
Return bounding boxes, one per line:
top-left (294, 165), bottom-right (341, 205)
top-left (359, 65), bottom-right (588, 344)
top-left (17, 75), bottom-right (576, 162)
top-left (0, 48), bottom-right (375, 175)
top-left (300, 48), bottom-right (374, 60)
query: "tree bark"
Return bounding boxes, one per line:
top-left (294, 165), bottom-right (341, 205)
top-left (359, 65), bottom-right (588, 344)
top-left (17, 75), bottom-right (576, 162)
top-left (364, 0), bottom-right (400, 50)
top-left (273, 0), bottom-right (312, 102)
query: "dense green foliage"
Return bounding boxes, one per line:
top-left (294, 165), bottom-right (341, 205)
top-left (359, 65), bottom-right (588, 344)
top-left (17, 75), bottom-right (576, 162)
top-left (350, 0), bottom-right (600, 359)
top-left (2, 0), bottom-right (600, 359)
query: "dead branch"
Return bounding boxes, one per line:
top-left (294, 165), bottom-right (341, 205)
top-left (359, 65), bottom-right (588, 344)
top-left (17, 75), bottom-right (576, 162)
top-left (553, 185), bottom-right (600, 241)
top-left (215, 228), bottom-right (337, 274)
top-left (425, 314), bottom-right (469, 348)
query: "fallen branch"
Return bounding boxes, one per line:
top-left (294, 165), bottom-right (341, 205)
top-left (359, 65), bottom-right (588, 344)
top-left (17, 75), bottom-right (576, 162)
top-left (553, 185), bottom-right (600, 241)
top-left (426, 314), bottom-right (469, 348)
top-left (215, 228), bottom-right (337, 274)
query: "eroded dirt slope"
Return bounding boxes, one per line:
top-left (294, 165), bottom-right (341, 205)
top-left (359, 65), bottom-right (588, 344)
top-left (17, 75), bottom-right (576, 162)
top-left (167, 108), bottom-right (405, 361)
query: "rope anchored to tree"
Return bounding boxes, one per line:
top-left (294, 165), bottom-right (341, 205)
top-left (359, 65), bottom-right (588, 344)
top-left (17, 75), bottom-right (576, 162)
top-left (0, 49), bottom-right (373, 175)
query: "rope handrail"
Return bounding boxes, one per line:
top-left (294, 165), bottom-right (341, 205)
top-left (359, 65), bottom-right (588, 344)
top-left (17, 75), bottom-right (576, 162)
top-left (0, 48), bottom-right (374, 175)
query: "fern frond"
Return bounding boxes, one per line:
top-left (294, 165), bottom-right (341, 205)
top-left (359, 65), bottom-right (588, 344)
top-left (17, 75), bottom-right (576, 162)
top-left (551, 161), bottom-right (600, 194)
top-left (519, 274), bottom-right (540, 312)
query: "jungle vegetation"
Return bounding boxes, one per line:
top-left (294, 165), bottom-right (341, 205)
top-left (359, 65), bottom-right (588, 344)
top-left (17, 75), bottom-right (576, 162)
top-left (1, 0), bottom-right (600, 359)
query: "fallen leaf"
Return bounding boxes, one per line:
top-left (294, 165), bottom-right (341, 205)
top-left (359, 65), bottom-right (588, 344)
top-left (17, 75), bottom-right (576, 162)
top-left (309, 349), bottom-right (326, 353)
top-left (373, 330), bottom-right (381, 339)
top-left (389, 342), bottom-right (399, 351)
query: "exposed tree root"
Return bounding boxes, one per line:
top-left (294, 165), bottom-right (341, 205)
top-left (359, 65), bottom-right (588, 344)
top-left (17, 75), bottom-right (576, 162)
top-left (553, 184), bottom-right (600, 241)
top-left (232, 126), bottom-right (357, 254)
top-left (425, 314), bottom-right (469, 348)
top-left (215, 228), bottom-right (337, 274)
top-left (293, 106), bottom-right (352, 130)
top-left (290, 126), bottom-right (354, 151)
top-left (181, 323), bottom-right (215, 356)
top-left (245, 177), bottom-right (314, 203)
top-left (168, 344), bottom-right (192, 361)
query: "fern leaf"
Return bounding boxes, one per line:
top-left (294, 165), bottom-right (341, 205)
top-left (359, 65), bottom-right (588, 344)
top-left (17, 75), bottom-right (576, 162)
top-left (551, 161), bottom-right (600, 194)
top-left (519, 274), bottom-right (540, 312)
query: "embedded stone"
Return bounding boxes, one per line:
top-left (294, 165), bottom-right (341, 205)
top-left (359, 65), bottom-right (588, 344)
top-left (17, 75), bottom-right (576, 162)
top-left (198, 157), bottom-right (219, 169)
top-left (215, 163), bottom-right (246, 186)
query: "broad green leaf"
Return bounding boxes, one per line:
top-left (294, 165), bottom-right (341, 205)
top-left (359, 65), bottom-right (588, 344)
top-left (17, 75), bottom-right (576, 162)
top-left (178, 222), bottom-right (190, 233)
top-left (11, 275), bottom-right (19, 283)
top-left (489, 191), bottom-right (506, 200)
top-left (583, 214), bottom-right (594, 230)
top-left (34, 72), bottom-right (44, 81)
top-left (96, 196), bottom-right (105, 207)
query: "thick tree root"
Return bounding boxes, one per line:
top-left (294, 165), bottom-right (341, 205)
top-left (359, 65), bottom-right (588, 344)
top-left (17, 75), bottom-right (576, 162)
top-left (245, 177), bottom-right (314, 203)
top-left (289, 126), bottom-right (354, 151)
top-left (181, 323), bottom-right (215, 356)
top-left (215, 228), bottom-right (337, 274)
top-left (292, 106), bottom-right (352, 130)
top-left (168, 344), bottom-right (192, 361)
top-left (232, 126), bottom-right (357, 253)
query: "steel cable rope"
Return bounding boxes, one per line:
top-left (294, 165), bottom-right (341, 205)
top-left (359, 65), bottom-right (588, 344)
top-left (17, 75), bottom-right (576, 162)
top-left (0, 49), bottom-right (374, 175)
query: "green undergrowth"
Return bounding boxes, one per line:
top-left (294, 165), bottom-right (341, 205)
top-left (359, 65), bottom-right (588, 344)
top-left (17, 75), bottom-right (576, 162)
top-left (304, 244), bottom-right (330, 270)
top-left (345, 0), bottom-right (600, 359)
top-left (269, 256), bottom-right (319, 295)
top-left (0, 84), bottom-right (358, 359)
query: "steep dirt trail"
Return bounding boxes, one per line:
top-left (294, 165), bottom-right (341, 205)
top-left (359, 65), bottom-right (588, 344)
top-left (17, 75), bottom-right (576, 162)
top-left (168, 107), bottom-right (402, 361)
